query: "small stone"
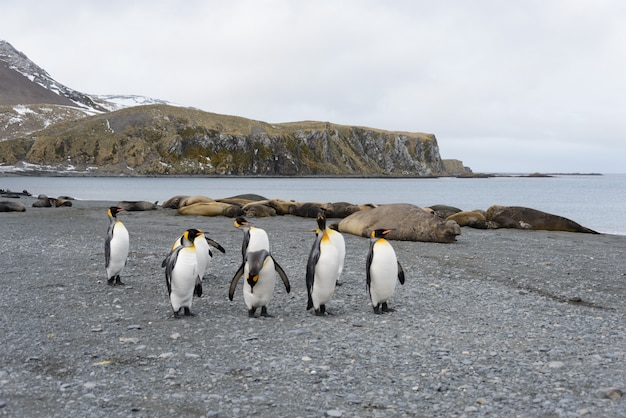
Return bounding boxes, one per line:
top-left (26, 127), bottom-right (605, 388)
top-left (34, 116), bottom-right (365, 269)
top-left (170, 333), bottom-right (181, 340)
top-left (158, 352), bottom-right (174, 359)
top-left (185, 353), bottom-right (200, 358)
top-left (547, 361), bottom-right (565, 369)
top-left (464, 405), bottom-right (478, 412)
top-left (302, 356), bottom-right (312, 362)
top-left (127, 324), bottom-right (142, 330)
top-left (91, 326), bottom-right (103, 332)
top-left (326, 410), bottom-right (342, 417)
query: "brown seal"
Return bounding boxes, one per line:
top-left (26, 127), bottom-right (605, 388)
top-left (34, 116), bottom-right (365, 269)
top-left (177, 202), bottom-right (243, 217)
top-left (446, 210), bottom-right (487, 227)
top-left (162, 195), bottom-right (190, 209)
top-left (338, 203), bottom-right (461, 243)
top-left (485, 205), bottom-right (599, 233)
top-left (0, 201), bottom-right (26, 212)
top-left (117, 201), bottom-right (157, 211)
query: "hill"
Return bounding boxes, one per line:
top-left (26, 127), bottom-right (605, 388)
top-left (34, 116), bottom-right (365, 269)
top-left (0, 40), bottom-right (471, 176)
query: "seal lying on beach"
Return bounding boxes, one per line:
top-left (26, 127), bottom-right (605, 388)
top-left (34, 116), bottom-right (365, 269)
top-left (0, 201), bottom-right (26, 212)
top-left (485, 205), bottom-right (599, 233)
top-left (337, 203), bottom-right (461, 243)
top-left (177, 202), bottom-right (243, 218)
top-left (118, 201), bottom-right (158, 211)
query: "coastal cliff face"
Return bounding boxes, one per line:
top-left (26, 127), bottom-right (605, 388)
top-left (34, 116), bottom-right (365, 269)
top-left (0, 104), bottom-right (466, 176)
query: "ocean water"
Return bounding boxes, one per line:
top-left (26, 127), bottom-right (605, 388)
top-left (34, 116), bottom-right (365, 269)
top-left (2, 174), bottom-right (625, 235)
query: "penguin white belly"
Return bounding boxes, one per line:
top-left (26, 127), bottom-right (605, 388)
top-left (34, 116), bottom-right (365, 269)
top-left (369, 244), bottom-right (398, 306)
top-left (243, 258), bottom-right (276, 309)
top-left (194, 237), bottom-right (210, 278)
top-left (329, 229), bottom-right (345, 277)
top-left (107, 222), bottom-right (129, 277)
top-left (170, 249), bottom-right (198, 311)
top-left (247, 229), bottom-right (270, 253)
top-left (311, 243), bottom-right (339, 308)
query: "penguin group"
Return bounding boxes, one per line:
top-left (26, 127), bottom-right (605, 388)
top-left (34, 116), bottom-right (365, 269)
top-left (103, 207), bottom-right (406, 318)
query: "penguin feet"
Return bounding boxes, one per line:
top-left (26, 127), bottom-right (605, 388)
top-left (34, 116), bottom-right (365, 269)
top-left (107, 276), bottom-right (125, 286)
top-left (381, 302), bottom-right (395, 313)
top-left (314, 305), bottom-right (332, 316)
top-left (174, 307), bottom-right (195, 318)
top-left (373, 303), bottom-right (395, 314)
top-left (248, 308), bottom-right (257, 318)
top-left (260, 306), bottom-right (273, 318)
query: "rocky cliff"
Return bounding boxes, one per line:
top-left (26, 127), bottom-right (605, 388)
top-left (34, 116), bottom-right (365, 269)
top-left (0, 104), bottom-right (470, 176)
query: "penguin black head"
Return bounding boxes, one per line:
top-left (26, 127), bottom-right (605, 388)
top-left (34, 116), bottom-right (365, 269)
top-left (107, 207), bottom-right (124, 217)
top-left (183, 228), bottom-right (204, 244)
top-left (316, 211), bottom-right (327, 231)
top-left (234, 216), bottom-right (249, 228)
top-left (371, 228), bottom-right (393, 238)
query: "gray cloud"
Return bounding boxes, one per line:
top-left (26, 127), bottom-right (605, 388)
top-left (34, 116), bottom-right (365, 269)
top-left (2, 0), bottom-right (625, 173)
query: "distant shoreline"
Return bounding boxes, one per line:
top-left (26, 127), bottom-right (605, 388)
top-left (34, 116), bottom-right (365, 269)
top-left (0, 171), bottom-right (605, 179)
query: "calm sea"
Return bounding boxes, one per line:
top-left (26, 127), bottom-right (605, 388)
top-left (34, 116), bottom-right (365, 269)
top-left (2, 174), bottom-right (625, 235)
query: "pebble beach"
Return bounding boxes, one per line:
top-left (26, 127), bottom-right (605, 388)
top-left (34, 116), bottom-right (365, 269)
top-left (1, 199), bottom-right (625, 417)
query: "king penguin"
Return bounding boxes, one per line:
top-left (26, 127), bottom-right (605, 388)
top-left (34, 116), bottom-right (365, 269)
top-left (306, 224), bottom-right (340, 316)
top-left (162, 228), bottom-right (202, 317)
top-left (234, 216), bottom-right (270, 259)
top-left (171, 230), bottom-right (225, 297)
top-left (366, 228), bottom-right (405, 314)
top-left (105, 206), bottom-right (129, 286)
top-left (316, 211), bottom-right (345, 284)
top-left (229, 248), bottom-right (291, 317)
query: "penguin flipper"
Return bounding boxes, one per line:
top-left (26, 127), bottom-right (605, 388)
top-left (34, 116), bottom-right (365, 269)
top-left (205, 237), bottom-right (226, 253)
top-left (305, 235), bottom-right (322, 310)
top-left (163, 247), bottom-right (182, 295)
top-left (273, 258), bottom-right (291, 294)
top-left (397, 261), bottom-right (405, 285)
top-left (228, 262), bottom-right (245, 301)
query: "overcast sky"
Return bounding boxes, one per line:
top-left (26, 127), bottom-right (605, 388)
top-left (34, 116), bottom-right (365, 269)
top-left (2, 1), bottom-right (625, 173)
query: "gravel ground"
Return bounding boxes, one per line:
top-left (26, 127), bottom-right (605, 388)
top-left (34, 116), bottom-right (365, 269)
top-left (1, 199), bottom-right (625, 417)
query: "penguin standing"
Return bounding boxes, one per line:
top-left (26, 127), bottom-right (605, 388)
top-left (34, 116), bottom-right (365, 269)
top-left (162, 228), bottom-right (203, 317)
top-left (234, 216), bottom-right (270, 258)
top-left (105, 206), bottom-right (129, 286)
top-left (229, 249), bottom-right (290, 317)
top-left (366, 229), bottom-right (405, 314)
top-left (231, 216), bottom-right (290, 316)
top-left (306, 225), bottom-right (340, 316)
top-left (316, 211), bottom-right (345, 284)
top-left (171, 230), bottom-right (225, 297)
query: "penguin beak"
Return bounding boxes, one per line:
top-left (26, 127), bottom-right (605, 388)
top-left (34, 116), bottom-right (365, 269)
top-left (246, 274), bottom-right (259, 292)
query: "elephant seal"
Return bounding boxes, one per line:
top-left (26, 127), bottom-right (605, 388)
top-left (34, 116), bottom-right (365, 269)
top-left (265, 199), bottom-right (296, 215)
top-left (118, 200), bottom-right (157, 211)
top-left (425, 204), bottom-right (463, 219)
top-left (446, 210), bottom-right (487, 227)
top-left (54, 198), bottom-right (73, 207)
top-left (162, 195), bottom-right (190, 209)
top-left (32, 195), bottom-right (53, 208)
top-left (344, 203), bottom-right (377, 216)
top-left (226, 193), bottom-right (267, 201)
top-left (177, 202), bottom-right (243, 217)
top-left (485, 205), bottom-right (599, 234)
top-left (179, 195), bottom-right (215, 208)
top-left (243, 203), bottom-right (277, 218)
top-left (289, 202), bottom-right (334, 218)
top-left (338, 203), bottom-right (461, 243)
top-left (0, 201), bottom-right (26, 212)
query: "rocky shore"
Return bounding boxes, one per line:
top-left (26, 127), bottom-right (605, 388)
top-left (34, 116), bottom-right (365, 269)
top-left (1, 200), bottom-right (625, 417)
